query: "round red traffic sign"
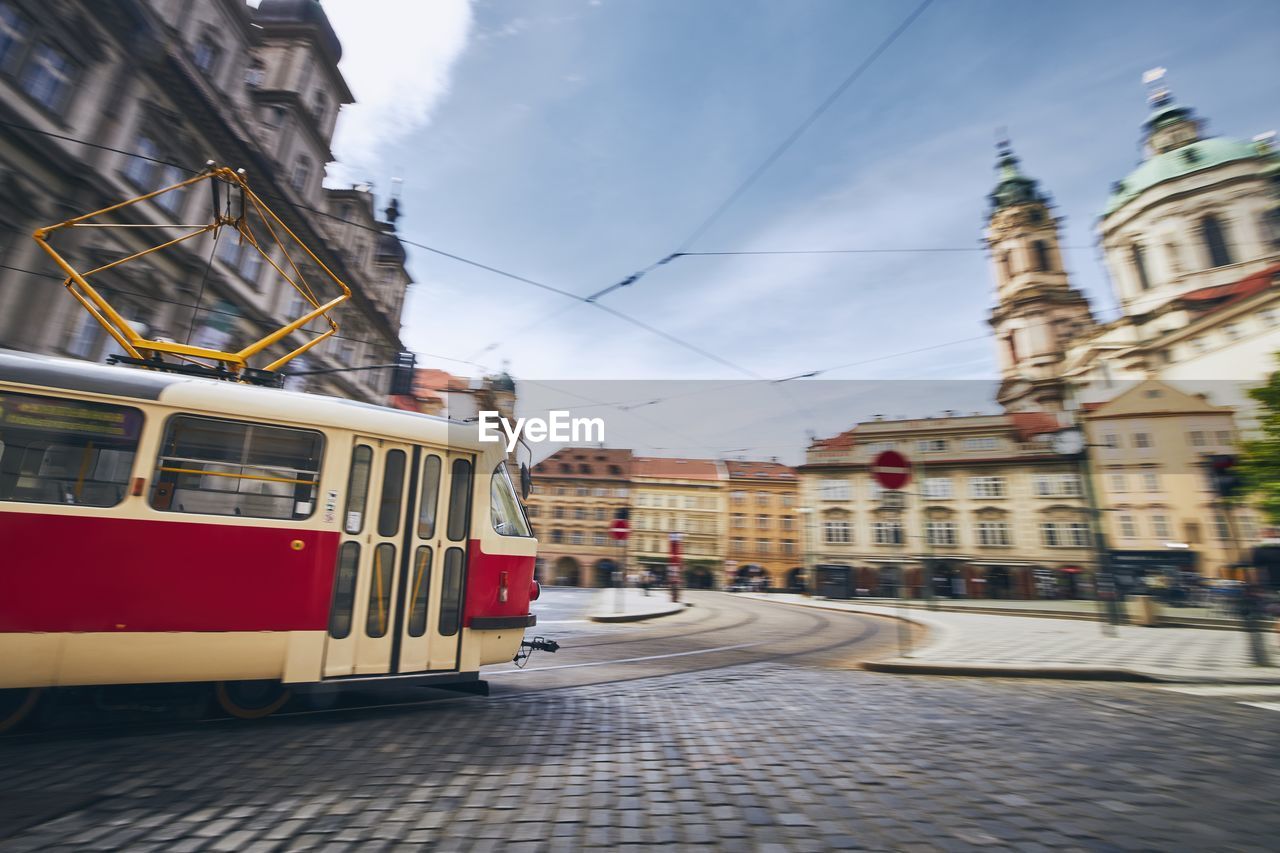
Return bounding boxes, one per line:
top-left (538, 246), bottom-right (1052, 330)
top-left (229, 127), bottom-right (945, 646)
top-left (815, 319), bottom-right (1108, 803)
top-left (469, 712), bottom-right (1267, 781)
top-left (610, 518), bottom-right (630, 540)
top-left (871, 450), bottom-right (911, 490)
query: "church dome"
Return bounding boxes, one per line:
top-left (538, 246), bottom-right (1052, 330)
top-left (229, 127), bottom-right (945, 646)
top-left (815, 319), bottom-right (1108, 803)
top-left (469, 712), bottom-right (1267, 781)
top-left (988, 143), bottom-right (1048, 212)
top-left (1103, 136), bottom-right (1267, 217)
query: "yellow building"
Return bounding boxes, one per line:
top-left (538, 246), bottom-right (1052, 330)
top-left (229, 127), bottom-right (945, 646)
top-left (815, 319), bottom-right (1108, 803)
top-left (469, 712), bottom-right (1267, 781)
top-left (631, 458), bottom-right (725, 589)
top-left (525, 448), bottom-right (632, 587)
top-left (1083, 379), bottom-right (1261, 578)
top-left (724, 460), bottom-right (802, 591)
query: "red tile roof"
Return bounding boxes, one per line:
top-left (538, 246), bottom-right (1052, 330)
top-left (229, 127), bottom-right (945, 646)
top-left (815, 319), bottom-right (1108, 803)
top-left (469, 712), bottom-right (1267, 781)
top-left (1177, 262), bottom-right (1280, 315)
top-left (632, 457), bottom-right (721, 480)
top-left (724, 460), bottom-right (797, 481)
top-left (1008, 411), bottom-right (1063, 440)
top-left (532, 447), bottom-right (633, 480)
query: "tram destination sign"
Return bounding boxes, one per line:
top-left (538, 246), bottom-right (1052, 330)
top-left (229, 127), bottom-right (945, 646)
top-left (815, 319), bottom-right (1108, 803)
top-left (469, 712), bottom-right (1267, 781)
top-left (0, 392), bottom-right (142, 441)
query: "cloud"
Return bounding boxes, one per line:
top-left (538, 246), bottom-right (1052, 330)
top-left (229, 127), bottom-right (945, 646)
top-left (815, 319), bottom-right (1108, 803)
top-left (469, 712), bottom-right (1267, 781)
top-left (321, 0), bottom-right (474, 181)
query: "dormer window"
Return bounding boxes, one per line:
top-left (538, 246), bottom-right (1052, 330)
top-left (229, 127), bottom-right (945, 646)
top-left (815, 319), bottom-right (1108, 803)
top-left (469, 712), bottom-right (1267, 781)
top-left (192, 34), bottom-right (221, 78)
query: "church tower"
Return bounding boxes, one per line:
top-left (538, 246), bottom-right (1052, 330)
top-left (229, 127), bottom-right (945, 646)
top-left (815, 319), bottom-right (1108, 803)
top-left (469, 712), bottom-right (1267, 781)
top-left (985, 140), bottom-right (1097, 412)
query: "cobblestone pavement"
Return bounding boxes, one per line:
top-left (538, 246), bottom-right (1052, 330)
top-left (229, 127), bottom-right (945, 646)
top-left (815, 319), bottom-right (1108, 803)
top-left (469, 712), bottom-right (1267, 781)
top-left (2, 595), bottom-right (1277, 851)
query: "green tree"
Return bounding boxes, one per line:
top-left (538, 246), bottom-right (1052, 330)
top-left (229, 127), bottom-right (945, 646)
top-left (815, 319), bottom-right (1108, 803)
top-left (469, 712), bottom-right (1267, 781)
top-left (1240, 353), bottom-right (1280, 525)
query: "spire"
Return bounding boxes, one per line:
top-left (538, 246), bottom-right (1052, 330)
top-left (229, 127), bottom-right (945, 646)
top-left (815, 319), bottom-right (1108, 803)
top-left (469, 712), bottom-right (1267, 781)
top-left (1140, 67), bottom-right (1202, 155)
top-left (988, 135), bottom-right (1047, 213)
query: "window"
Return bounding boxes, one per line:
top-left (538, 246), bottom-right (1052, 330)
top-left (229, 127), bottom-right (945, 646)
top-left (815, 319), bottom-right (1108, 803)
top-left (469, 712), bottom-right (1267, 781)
top-left (976, 521), bottom-right (1011, 547)
top-left (552, 506), bottom-right (565, 519)
top-left (595, 507), bottom-right (606, 521)
top-left (873, 521), bottom-right (904, 545)
top-left (1189, 430), bottom-right (1206, 447)
top-left (406, 546), bottom-right (433, 637)
top-left (245, 59), bottom-right (265, 88)
top-left (550, 528), bottom-right (563, 544)
top-left (216, 230), bottom-right (266, 285)
top-left (593, 532), bottom-right (606, 546)
top-left (1032, 240), bottom-right (1051, 272)
top-left (823, 520), bottom-right (851, 544)
top-left (818, 479), bottom-right (851, 500)
top-left (731, 536), bottom-right (745, 553)
top-left (376, 450), bottom-right (406, 537)
top-left (1119, 514), bottom-right (1138, 539)
top-left (1131, 244), bottom-right (1152, 291)
top-left (570, 531), bottom-right (584, 545)
top-left (446, 458), bottom-right (471, 541)
top-left (782, 540), bottom-right (795, 555)
top-left (0, 4), bottom-right (28, 74)
top-left (1215, 430), bottom-right (1232, 446)
top-left (759, 540), bottom-right (772, 555)
top-left (0, 392), bottom-right (141, 507)
top-left (1068, 523), bottom-right (1090, 548)
top-left (1133, 433), bottom-right (1152, 449)
top-left (574, 507), bottom-right (586, 520)
top-left (576, 486), bottom-right (589, 497)
top-left (1200, 214), bottom-right (1233, 268)
top-left (755, 492), bottom-right (769, 506)
top-left (925, 521), bottom-right (957, 547)
top-left (962, 436), bottom-right (1000, 451)
top-left (344, 445), bottom-right (373, 533)
top-left (1102, 433), bottom-right (1118, 449)
top-left (731, 490), bottom-right (746, 503)
top-left (753, 514), bottom-right (767, 529)
top-left (1141, 471), bottom-right (1160, 492)
top-left (969, 476), bottom-right (1006, 498)
top-left (1213, 513), bottom-right (1230, 542)
top-left (1108, 472), bottom-right (1125, 493)
top-left (491, 463), bottom-right (531, 537)
top-left (916, 439), bottom-right (948, 453)
top-left (525, 504), bottom-right (539, 518)
top-left (732, 513), bottom-right (745, 528)
top-left (1152, 515), bottom-right (1171, 539)
top-left (1041, 522), bottom-right (1060, 548)
top-left (311, 89), bottom-right (328, 124)
top-left (327, 542), bottom-right (360, 639)
top-left (416, 454), bottom-right (442, 537)
top-left (152, 415), bottom-right (323, 519)
top-left (19, 42), bottom-right (75, 112)
top-left (365, 542), bottom-right (396, 638)
top-left (438, 547), bottom-right (464, 636)
top-left (923, 477), bottom-right (953, 499)
top-left (781, 516), bottom-right (794, 531)
top-left (291, 157), bottom-right (312, 193)
top-left (191, 34), bottom-right (221, 77)
top-left (1035, 473), bottom-right (1081, 497)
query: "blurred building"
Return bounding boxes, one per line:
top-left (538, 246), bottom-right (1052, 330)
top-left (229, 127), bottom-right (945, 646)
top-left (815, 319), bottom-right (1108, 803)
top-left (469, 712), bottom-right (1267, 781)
top-left (988, 76), bottom-right (1280, 416)
top-left (723, 459), bottom-right (801, 592)
top-left (800, 412), bottom-right (1094, 600)
top-left (631, 457), bottom-right (726, 589)
top-left (0, 0), bottom-right (410, 403)
top-left (524, 448), bottom-right (632, 587)
top-left (1083, 379), bottom-right (1261, 577)
top-left (391, 366), bottom-right (516, 423)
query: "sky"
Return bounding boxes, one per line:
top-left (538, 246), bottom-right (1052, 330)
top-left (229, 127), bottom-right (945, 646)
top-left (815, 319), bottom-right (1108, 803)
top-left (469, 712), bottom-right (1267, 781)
top-left (315, 0), bottom-right (1280, 458)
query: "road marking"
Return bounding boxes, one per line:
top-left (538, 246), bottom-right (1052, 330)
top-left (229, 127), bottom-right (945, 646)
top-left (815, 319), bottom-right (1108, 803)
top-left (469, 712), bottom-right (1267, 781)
top-left (536, 619), bottom-right (590, 625)
top-left (1155, 685), bottom-right (1280, 697)
top-left (487, 640), bottom-right (768, 675)
top-left (1238, 701), bottom-right (1280, 712)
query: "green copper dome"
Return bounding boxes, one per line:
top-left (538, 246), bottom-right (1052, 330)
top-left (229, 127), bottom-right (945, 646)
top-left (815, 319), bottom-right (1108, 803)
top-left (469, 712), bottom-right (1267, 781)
top-left (988, 143), bottom-right (1048, 212)
top-left (1103, 136), bottom-right (1269, 216)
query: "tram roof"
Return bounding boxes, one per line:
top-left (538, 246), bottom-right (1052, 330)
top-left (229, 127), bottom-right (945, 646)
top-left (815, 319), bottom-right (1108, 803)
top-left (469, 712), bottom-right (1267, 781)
top-left (0, 349), bottom-right (488, 451)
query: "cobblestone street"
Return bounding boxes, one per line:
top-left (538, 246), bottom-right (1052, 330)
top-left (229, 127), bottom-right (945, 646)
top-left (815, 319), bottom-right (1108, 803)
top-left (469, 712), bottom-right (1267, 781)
top-left (2, 594), bottom-right (1277, 851)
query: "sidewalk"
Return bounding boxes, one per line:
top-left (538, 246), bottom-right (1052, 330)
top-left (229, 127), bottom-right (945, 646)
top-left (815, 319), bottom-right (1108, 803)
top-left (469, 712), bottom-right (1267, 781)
top-left (853, 595), bottom-right (1240, 630)
top-left (744, 593), bottom-right (1280, 684)
top-left (588, 587), bottom-right (687, 622)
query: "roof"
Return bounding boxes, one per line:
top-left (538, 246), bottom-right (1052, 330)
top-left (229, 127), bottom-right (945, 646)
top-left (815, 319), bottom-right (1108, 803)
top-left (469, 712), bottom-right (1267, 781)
top-left (1104, 136), bottom-right (1266, 216)
top-left (1008, 411), bottom-right (1064, 441)
top-left (1083, 378), bottom-right (1233, 420)
top-left (632, 457), bottom-right (722, 481)
top-left (1176, 262), bottom-right (1280, 316)
top-left (532, 447), bottom-right (632, 480)
top-left (724, 460), bottom-right (797, 481)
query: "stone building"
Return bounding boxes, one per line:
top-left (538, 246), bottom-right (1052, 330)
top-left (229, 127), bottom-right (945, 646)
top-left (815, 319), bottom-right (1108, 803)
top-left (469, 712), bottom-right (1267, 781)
top-left (630, 457), bottom-right (726, 590)
top-left (800, 412), bottom-right (1094, 599)
top-left (0, 0), bottom-right (410, 403)
top-left (988, 75), bottom-right (1280, 418)
top-left (723, 459), bottom-right (802, 592)
top-left (524, 447), bottom-right (633, 587)
top-left (1083, 379), bottom-right (1261, 578)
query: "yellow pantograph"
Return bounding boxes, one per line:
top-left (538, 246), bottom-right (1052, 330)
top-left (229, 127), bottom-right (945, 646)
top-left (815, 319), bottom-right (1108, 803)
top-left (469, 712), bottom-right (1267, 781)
top-left (32, 164), bottom-right (351, 377)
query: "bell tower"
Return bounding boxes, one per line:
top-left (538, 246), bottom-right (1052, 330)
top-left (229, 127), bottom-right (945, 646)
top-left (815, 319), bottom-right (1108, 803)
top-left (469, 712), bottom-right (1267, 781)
top-left (985, 139), bottom-right (1096, 412)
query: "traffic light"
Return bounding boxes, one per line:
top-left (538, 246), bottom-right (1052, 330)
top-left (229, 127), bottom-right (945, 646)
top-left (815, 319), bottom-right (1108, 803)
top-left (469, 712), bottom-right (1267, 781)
top-left (389, 350), bottom-right (417, 396)
top-left (1207, 454), bottom-right (1242, 499)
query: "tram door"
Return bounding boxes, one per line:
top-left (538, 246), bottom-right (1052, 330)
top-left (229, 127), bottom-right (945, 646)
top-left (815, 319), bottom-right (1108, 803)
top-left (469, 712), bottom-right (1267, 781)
top-left (323, 439), bottom-right (473, 678)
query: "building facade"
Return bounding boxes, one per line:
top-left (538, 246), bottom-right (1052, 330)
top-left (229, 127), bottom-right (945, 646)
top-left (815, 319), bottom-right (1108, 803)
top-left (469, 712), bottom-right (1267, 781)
top-left (723, 460), bottom-right (802, 591)
top-left (525, 448), bottom-right (632, 587)
top-left (0, 0), bottom-right (410, 403)
top-left (631, 457), bottom-right (725, 590)
top-left (801, 412), bottom-right (1094, 599)
top-left (1084, 379), bottom-right (1260, 578)
top-left (988, 76), bottom-right (1280, 419)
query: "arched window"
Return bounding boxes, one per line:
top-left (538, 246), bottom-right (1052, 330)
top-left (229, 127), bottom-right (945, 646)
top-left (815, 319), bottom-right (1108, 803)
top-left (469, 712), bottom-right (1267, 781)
top-left (1032, 240), bottom-right (1051, 272)
top-left (1131, 243), bottom-right (1152, 291)
top-left (1200, 214), bottom-right (1233, 268)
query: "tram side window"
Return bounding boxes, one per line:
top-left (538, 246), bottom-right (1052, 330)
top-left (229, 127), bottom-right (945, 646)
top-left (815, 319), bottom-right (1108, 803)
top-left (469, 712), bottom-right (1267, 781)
top-left (490, 462), bottom-right (531, 537)
top-left (152, 415), bottom-right (323, 519)
top-left (408, 545), bottom-right (432, 637)
top-left (0, 392), bottom-right (142, 507)
top-left (344, 445), bottom-right (372, 533)
top-left (328, 541), bottom-right (360, 639)
top-left (439, 546), bottom-right (464, 637)
top-left (446, 457), bottom-right (472, 541)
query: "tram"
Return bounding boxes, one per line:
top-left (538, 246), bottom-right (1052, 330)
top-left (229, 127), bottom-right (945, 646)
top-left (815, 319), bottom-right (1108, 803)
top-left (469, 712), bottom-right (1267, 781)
top-left (0, 348), bottom-right (539, 727)
top-left (0, 165), bottom-right (540, 730)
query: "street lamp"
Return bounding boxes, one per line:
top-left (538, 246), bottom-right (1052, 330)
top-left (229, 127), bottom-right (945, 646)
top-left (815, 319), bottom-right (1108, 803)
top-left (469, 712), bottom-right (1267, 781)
top-left (1051, 427), bottom-right (1122, 631)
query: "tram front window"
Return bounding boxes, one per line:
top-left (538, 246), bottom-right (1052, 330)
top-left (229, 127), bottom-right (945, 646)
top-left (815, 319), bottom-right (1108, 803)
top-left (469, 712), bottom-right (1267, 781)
top-left (0, 392), bottom-right (141, 507)
top-left (490, 462), bottom-right (532, 537)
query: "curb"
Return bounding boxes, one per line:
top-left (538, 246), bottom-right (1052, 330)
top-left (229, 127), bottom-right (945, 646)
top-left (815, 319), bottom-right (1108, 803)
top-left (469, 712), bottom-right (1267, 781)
top-left (589, 603), bottom-right (688, 623)
top-left (852, 601), bottom-right (1242, 632)
top-left (861, 660), bottom-right (1160, 682)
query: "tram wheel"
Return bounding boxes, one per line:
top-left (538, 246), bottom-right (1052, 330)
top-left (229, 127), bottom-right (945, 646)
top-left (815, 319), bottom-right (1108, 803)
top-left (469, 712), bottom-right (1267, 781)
top-left (0, 688), bottom-right (43, 733)
top-left (214, 680), bottom-right (291, 720)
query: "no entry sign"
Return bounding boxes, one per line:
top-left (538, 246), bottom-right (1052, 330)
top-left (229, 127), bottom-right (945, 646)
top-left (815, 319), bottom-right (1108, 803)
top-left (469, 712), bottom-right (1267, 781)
top-left (610, 518), bottom-right (630, 540)
top-left (871, 450), bottom-right (911, 490)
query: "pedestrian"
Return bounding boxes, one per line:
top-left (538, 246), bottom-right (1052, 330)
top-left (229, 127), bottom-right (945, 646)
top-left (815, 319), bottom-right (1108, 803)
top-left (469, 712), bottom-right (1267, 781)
top-left (640, 570), bottom-right (650, 597)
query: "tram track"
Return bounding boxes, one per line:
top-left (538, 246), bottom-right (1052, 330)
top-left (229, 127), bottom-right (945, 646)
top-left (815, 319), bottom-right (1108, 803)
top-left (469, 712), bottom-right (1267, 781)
top-left (0, 592), bottom-right (909, 743)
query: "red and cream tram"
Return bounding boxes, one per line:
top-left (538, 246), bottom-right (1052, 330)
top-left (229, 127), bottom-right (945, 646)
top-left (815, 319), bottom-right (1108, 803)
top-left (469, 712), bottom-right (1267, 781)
top-left (0, 348), bottom-right (539, 728)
